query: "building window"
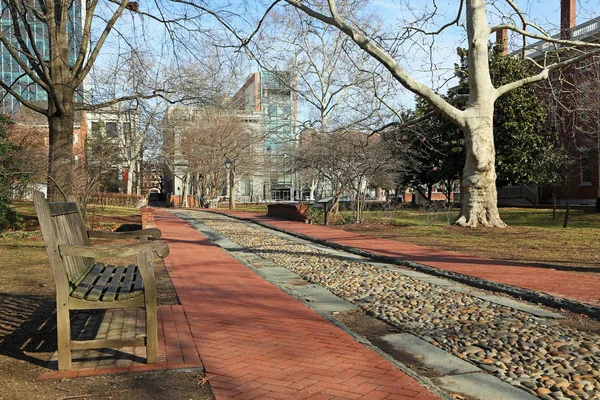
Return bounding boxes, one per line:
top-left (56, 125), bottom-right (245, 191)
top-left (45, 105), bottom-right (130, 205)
top-left (581, 154), bottom-right (592, 184)
top-left (106, 122), bottom-right (118, 138)
top-left (240, 180), bottom-right (251, 196)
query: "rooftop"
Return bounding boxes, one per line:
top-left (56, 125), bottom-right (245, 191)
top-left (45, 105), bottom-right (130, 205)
top-left (519, 16), bottom-right (600, 59)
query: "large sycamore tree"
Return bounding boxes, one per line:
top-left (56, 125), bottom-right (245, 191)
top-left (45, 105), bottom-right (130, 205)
top-left (271, 0), bottom-right (600, 227)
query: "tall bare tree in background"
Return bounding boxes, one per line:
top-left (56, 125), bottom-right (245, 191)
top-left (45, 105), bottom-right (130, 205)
top-left (245, 0), bottom-right (600, 227)
top-left (252, 1), bottom-right (391, 201)
top-left (164, 105), bottom-right (263, 207)
top-left (89, 50), bottom-right (168, 195)
top-left (0, 0), bottom-right (218, 200)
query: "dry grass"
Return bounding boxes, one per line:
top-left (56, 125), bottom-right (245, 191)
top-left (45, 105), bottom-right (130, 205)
top-left (340, 207), bottom-right (600, 269)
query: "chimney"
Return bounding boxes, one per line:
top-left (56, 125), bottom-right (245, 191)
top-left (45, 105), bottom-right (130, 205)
top-left (496, 28), bottom-right (509, 54)
top-left (560, 0), bottom-right (576, 39)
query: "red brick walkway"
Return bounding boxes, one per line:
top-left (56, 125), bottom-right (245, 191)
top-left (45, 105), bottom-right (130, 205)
top-left (155, 210), bottom-right (439, 400)
top-left (215, 210), bottom-right (600, 308)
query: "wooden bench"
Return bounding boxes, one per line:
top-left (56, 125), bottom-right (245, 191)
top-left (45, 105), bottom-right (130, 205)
top-left (33, 192), bottom-right (170, 370)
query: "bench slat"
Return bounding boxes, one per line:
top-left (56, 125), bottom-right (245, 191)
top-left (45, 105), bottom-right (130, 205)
top-left (48, 202), bottom-right (79, 216)
top-left (132, 266), bottom-right (145, 295)
top-left (87, 265), bottom-right (115, 301)
top-left (55, 213), bottom-right (93, 282)
top-left (103, 266), bottom-right (125, 302)
top-left (118, 265), bottom-right (137, 300)
top-left (71, 264), bottom-right (104, 299)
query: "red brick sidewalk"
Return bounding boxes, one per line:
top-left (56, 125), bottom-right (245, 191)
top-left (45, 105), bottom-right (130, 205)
top-left (155, 210), bottom-right (439, 400)
top-left (215, 210), bottom-right (600, 308)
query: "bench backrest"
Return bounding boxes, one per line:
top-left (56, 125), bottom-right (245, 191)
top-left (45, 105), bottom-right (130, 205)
top-left (34, 192), bottom-right (93, 287)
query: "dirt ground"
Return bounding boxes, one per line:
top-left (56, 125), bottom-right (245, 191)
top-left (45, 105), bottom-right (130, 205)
top-left (0, 212), bottom-right (214, 400)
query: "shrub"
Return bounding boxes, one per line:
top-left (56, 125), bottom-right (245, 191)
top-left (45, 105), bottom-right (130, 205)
top-left (0, 200), bottom-right (20, 232)
top-left (305, 206), bottom-right (324, 224)
top-left (596, 197), bottom-right (600, 212)
top-left (333, 212), bottom-right (356, 225)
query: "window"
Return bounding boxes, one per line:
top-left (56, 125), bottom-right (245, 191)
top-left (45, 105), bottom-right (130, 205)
top-left (581, 154), bottom-right (592, 184)
top-left (122, 122), bottom-right (131, 134)
top-left (240, 180), bottom-right (251, 196)
top-left (105, 122), bottom-right (118, 138)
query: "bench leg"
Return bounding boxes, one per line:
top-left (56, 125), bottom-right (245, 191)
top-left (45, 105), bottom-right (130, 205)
top-left (56, 303), bottom-right (72, 370)
top-left (145, 296), bottom-right (158, 364)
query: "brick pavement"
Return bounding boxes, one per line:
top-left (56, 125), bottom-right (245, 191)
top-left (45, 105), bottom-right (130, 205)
top-left (215, 210), bottom-right (600, 308)
top-left (155, 210), bottom-right (439, 400)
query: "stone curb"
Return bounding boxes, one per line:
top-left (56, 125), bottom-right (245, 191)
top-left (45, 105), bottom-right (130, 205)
top-left (211, 211), bottom-right (600, 320)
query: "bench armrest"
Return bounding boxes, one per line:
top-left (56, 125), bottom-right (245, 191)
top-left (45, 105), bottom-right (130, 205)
top-left (88, 228), bottom-right (162, 240)
top-left (59, 241), bottom-right (170, 259)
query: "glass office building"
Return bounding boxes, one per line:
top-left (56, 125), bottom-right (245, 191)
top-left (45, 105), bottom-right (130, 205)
top-left (0, 0), bottom-right (83, 113)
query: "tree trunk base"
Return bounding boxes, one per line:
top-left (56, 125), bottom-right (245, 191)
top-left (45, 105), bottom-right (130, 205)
top-left (454, 209), bottom-right (507, 228)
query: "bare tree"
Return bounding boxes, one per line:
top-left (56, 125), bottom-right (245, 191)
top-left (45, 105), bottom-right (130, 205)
top-left (164, 105), bottom-right (264, 207)
top-left (73, 119), bottom-right (123, 218)
top-left (6, 115), bottom-right (50, 197)
top-left (245, 0), bottom-right (600, 227)
top-left (296, 128), bottom-right (396, 218)
top-left (0, 0), bottom-right (220, 199)
top-left (251, 2), bottom-right (391, 203)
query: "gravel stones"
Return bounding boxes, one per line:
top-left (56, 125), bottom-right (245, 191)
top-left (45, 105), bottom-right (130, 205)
top-left (190, 211), bottom-right (600, 400)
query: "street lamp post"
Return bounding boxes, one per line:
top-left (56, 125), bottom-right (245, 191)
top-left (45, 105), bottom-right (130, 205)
top-left (224, 158), bottom-right (235, 210)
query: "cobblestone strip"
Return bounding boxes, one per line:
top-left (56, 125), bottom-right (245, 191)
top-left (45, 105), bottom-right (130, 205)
top-left (188, 210), bottom-right (600, 400)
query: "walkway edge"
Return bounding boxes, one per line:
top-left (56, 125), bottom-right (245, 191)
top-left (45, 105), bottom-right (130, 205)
top-left (211, 210), bottom-right (600, 320)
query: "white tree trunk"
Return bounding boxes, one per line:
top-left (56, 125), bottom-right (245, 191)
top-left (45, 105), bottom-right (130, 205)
top-left (126, 159), bottom-right (136, 194)
top-left (455, 110), bottom-right (506, 228)
top-left (309, 175), bottom-right (319, 201)
top-left (453, 0), bottom-right (506, 228)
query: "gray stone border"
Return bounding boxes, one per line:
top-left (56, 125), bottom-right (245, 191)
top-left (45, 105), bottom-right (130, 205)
top-left (209, 211), bottom-right (600, 320)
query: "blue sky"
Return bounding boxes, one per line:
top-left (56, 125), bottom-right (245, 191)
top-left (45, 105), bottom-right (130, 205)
top-left (88, 0), bottom-right (600, 114)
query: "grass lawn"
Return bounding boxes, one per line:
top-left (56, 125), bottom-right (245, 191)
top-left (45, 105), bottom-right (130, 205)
top-left (207, 201), bottom-right (599, 269)
top-left (216, 203), bottom-right (269, 213)
top-left (338, 207), bottom-right (600, 269)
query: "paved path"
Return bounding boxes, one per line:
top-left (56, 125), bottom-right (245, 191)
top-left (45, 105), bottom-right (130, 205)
top-left (154, 210), bottom-right (439, 400)
top-left (214, 210), bottom-right (600, 308)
